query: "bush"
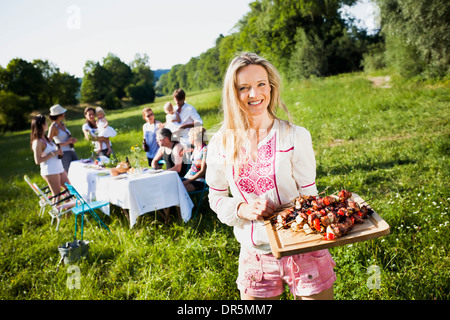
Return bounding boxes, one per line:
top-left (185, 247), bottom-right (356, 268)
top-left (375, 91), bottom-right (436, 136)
top-left (288, 28), bottom-right (328, 80)
top-left (363, 42), bottom-right (387, 73)
top-left (101, 92), bottom-right (122, 110)
top-left (0, 91), bottom-right (32, 133)
top-left (125, 82), bottom-right (155, 105)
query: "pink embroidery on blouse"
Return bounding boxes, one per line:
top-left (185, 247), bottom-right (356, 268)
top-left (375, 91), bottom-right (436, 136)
top-left (235, 134), bottom-right (277, 197)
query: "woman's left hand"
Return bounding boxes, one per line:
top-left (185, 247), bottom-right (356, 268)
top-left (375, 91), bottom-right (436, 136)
top-left (237, 198), bottom-right (276, 221)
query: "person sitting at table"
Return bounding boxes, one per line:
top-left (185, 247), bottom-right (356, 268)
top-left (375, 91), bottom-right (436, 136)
top-left (82, 107), bottom-right (114, 158)
top-left (151, 128), bottom-right (187, 177)
top-left (30, 114), bottom-right (71, 200)
top-left (182, 126), bottom-right (207, 192)
top-left (142, 107), bottom-right (162, 167)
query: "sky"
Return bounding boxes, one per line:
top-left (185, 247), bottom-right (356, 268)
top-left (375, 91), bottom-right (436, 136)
top-left (0, 0), bottom-right (378, 78)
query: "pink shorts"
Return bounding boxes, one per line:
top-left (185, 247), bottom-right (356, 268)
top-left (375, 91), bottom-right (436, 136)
top-left (237, 247), bottom-right (336, 298)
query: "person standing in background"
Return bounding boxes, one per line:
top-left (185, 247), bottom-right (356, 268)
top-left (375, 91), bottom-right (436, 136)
top-left (172, 89), bottom-right (203, 147)
top-left (48, 104), bottom-right (78, 173)
top-left (142, 107), bottom-right (162, 166)
top-left (82, 107), bottom-right (113, 158)
top-left (31, 114), bottom-right (70, 199)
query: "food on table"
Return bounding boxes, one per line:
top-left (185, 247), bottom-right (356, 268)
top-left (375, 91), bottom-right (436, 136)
top-left (271, 190), bottom-right (374, 240)
top-left (110, 167), bottom-right (120, 176)
top-left (115, 161), bottom-right (130, 174)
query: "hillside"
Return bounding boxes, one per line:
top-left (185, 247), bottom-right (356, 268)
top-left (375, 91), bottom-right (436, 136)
top-left (0, 72), bottom-right (448, 300)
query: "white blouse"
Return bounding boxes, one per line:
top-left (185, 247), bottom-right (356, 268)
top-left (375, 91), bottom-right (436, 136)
top-left (32, 139), bottom-right (64, 176)
top-left (205, 119), bottom-right (318, 253)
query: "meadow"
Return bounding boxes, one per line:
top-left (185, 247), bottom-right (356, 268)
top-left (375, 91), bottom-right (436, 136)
top-left (0, 72), bottom-right (448, 300)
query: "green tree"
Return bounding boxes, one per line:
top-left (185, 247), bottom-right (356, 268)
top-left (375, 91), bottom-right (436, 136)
top-left (80, 60), bottom-right (112, 103)
top-left (0, 91), bottom-right (32, 132)
top-left (0, 58), bottom-right (45, 109)
top-left (155, 73), bottom-right (169, 96)
top-left (377, 0), bottom-right (450, 77)
top-left (103, 53), bottom-right (133, 99)
top-left (56, 73), bottom-right (80, 105)
top-left (288, 28), bottom-right (328, 79)
top-left (33, 59), bottom-right (79, 106)
top-left (126, 53), bottom-right (155, 105)
top-left (161, 0), bottom-right (369, 92)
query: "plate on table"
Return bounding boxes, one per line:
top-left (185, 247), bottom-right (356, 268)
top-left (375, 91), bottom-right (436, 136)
top-left (264, 193), bottom-right (390, 258)
top-left (112, 174), bottom-right (128, 180)
top-left (145, 168), bottom-right (163, 174)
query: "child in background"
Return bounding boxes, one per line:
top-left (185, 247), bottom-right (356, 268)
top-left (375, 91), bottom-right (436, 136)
top-left (163, 102), bottom-right (181, 134)
top-left (95, 107), bottom-right (116, 156)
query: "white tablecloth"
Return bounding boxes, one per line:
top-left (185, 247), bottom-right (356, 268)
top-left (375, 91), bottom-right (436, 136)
top-left (68, 161), bottom-right (194, 228)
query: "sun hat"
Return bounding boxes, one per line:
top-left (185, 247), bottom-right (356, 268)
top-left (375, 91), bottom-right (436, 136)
top-left (49, 104), bottom-right (67, 116)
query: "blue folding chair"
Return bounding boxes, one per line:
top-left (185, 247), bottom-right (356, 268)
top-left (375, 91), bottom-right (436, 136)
top-left (188, 180), bottom-right (209, 219)
top-left (65, 183), bottom-right (111, 240)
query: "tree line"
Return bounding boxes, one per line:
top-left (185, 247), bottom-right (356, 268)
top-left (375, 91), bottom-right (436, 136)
top-left (0, 59), bottom-right (79, 132)
top-left (0, 53), bottom-right (156, 133)
top-left (371, 0), bottom-right (449, 78)
top-left (1, 0), bottom-right (448, 132)
top-left (157, 0), bottom-right (449, 95)
top-left (156, 0), bottom-right (378, 95)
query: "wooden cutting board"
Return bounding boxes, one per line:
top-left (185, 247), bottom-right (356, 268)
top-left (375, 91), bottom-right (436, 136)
top-left (264, 193), bottom-right (390, 258)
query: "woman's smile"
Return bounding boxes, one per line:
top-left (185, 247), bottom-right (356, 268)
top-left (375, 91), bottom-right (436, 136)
top-left (248, 99), bottom-right (264, 106)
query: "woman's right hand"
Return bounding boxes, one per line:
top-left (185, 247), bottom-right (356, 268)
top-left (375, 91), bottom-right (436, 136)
top-left (237, 198), bottom-right (276, 221)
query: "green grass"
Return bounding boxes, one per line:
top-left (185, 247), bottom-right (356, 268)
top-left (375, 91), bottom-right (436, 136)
top-left (0, 72), bottom-right (448, 300)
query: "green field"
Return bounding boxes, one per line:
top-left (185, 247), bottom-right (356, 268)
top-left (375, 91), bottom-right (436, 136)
top-left (0, 72), bottom-right (449, 300)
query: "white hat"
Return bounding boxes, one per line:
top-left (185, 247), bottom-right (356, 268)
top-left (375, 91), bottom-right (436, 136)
top-left (49, 104), bottom-right (67, 116)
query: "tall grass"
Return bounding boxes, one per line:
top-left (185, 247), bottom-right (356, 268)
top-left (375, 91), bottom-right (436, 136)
top-left (0, 72), bottom-right (448, 299)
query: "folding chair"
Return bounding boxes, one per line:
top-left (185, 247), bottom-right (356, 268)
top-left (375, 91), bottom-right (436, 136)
top-left (65, 183), bottom-right (111, 240)
top-left (188, 180), bottom-right (209, 219)
top-left (24, 175), bottom-right (75, 230)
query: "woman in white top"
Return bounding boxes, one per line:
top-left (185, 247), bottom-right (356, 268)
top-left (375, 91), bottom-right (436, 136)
top-left (30, 114), bottom-right (70, 198)
top-left (205, 53), bottom-right (335, 300)
top-left (48, 104), bottom-right (78, 173)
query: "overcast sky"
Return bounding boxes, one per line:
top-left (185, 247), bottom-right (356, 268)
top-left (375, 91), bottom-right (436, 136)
top-left (0, 0), bottom-right (377, 78)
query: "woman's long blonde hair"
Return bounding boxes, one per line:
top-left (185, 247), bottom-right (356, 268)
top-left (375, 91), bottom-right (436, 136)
top-left (220, 52), bottom-right (290, 166)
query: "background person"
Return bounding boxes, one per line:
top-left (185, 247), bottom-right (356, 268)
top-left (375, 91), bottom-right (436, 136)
top-left (163, 102), bottom-right (181, 134)
top-left (142, 107), bottom-right (161, 166)
top-left (30, 114), bottom-right (70, 199)
top-left (48, 104), bottom-right (78, 173)
top-left (182, 126), bottom-right (207, 192)
top-left (151, 128), bottom-right (187, 177)
top-left (205, 52), bottom-right (336, 300)
top-left (172, 88), bottom-right (203, 146)
top-left (95, 107), bottom-right (116, 156)
top-left (82, 107), bottom-right (113, 158)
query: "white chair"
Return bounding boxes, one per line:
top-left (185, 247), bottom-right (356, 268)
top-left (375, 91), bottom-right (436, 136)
top-left (24, 175), bottom-right (75, 230)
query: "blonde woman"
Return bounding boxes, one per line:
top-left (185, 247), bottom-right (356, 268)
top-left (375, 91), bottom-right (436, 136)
top-left (205, 52), bottom-right (336, 300)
